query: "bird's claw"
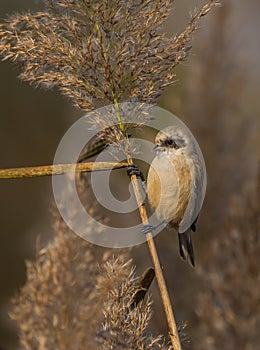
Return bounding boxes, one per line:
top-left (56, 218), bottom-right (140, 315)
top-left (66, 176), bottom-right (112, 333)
top-left (127, 164), bottom-right (145, 181)
top-left (142, 221), bottom-right (166, 234)
top-left (142, 224), bottom-right (155, 234)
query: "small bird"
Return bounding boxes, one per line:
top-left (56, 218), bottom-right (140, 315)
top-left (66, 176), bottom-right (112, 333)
top-left (146, 125), bottom-right (206, 267)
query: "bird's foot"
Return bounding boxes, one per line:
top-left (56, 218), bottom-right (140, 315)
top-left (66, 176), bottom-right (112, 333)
top-left (142, 221), bottom-right (166, 234)
top-left (142, 224), bottom-right (155, 234)
top-left (127, 164), bottom-right (145, 181)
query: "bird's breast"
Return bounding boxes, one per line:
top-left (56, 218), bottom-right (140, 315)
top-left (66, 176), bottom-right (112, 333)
top-left (147, 153), bottom-right (192, 228)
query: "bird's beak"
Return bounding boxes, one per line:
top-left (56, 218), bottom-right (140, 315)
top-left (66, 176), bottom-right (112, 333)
top-left (153, 145), bottom-right (160, 151)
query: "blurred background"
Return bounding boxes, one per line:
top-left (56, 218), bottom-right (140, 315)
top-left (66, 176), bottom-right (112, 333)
top-left (0, 1), bottom-right (259, 349)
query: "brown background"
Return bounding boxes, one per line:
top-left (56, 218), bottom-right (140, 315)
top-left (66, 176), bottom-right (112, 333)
top-left (0, 1), bottom-right (259, 349)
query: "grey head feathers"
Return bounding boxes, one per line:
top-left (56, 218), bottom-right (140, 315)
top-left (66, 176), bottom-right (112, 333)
top-left (154, 126), bottom-right (194, 155)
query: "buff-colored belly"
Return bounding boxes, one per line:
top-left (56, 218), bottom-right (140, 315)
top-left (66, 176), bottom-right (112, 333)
top-left (147, 153), bottom-right (192, 228)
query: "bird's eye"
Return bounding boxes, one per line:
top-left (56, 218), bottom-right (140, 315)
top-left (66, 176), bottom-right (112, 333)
top-left (163, 138), bottom-right (180, 149)
top-left (166, 139), bottom-right (174, 145)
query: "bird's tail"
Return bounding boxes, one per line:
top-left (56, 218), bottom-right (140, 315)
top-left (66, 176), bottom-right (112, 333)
top-left (178, 231), bottom-right (195, 267)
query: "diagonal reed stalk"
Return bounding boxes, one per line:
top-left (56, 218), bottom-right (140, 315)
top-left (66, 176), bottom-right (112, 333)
top-left (110, 84), bottom-right (182, 349)
top-left (127, 154), bottom-right (182, 350)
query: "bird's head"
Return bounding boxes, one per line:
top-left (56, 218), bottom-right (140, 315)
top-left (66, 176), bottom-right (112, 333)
top-left (154, 126), bottom-right (192, 155)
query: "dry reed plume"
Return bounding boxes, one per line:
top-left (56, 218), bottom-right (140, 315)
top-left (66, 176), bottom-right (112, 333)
top-left (10, 177), bottom-right (173, 350)
top-left (0, 0), bottom-right (220, 111)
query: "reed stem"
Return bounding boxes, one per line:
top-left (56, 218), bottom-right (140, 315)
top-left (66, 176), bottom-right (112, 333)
top-left (0, 161), bottom-right (128, 179)
top-left (127, 156), bottom-right (182, 350)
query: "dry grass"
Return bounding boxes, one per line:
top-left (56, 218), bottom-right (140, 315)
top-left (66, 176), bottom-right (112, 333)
top-left (194, 171), bottom-right (260, 350)
top-left (10, 177), bottom-right (173, 350)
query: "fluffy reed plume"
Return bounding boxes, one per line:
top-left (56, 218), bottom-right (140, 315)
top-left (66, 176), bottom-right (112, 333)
top-left (0, 0), bottom-right (220, 111)
top-left (96, 265), bottom-right (171, 350)
top-left (9, 177), bottom-right (172, 350)
top-left (194, 171), bottom-right (260, 350)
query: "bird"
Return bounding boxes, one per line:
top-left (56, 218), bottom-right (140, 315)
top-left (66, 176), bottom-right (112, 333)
top-left (146, 125), bottom-right (206, 267)
top-left (77, 122), bottom-right (206, 266)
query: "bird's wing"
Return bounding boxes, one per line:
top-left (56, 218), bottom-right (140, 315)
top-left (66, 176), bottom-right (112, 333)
top-left (179, 156), bottom-right (206, 233)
